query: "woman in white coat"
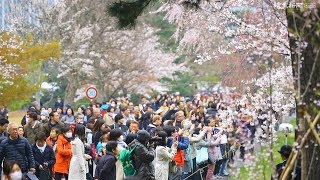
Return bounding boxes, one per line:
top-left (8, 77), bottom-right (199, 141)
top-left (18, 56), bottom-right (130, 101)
top-left (69, 124), bottom-right (89, 180)
top-left (155, 131), bottom-right (178, 180)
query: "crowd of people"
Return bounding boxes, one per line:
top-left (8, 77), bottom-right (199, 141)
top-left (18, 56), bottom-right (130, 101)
top-left (0, 92), bottom-right (292, 180)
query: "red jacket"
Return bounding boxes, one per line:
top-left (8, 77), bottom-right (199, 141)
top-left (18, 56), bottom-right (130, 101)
top-left (53, 134), bottom-right (72, 174)
top-left (173, 149), bottom-right (185, 167)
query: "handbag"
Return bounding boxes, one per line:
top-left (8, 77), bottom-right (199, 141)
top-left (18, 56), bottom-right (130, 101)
top-left (196, 147), bottom-right (208, 165)
top-left (169, 160), bottom-right (178, 174)
top-left (38, 166), bottom-right (51, 180)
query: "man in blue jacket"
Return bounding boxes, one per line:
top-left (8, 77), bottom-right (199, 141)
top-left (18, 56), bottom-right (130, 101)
top-left (164, 125), bottom-right (190, 180)
top-left (0, 122), bottom-right (36, 176)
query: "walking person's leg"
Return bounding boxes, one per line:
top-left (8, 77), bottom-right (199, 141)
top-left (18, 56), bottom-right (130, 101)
top-left (64, 173), bottom-right (68, 180)
top-left (54, 172), bottom-right (62, 180)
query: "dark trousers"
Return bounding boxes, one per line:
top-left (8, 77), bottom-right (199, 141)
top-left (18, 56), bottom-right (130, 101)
top-left (214, 160), bottom-right (222, 175)
top-left (55, 172), bottom-right (68, 180)
top-left (240, 145), bottom-right (245, 160)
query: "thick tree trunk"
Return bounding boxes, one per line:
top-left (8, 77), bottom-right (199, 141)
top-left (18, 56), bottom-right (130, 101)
top-left (286, 6), bottom-right (320, 180)
top-left (65, 73), bottom-right (78, 107)
top-left (96, 81), bottom-right (106, 103)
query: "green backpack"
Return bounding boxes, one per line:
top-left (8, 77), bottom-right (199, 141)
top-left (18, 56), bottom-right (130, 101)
top-left (119, 145), bottom-right (137, 176)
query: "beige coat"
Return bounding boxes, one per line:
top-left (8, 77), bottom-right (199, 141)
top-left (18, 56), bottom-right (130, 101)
top-left (69, 137), bottom-right (86, 180)
top-left (155, 146), bottom-right (177, 180)
top-left (116, 145), bottom-right (125, 180)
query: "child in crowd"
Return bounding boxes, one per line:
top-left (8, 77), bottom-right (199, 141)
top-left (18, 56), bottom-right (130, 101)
top-left (46, 128), bottom-right (60, 148)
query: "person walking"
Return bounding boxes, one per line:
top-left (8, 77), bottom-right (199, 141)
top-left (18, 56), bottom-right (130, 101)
top-left (32, 131), bottom-right (55, 180)
top-left (43, 111), bottom-right (65, 138)
top-left (1, 160), bottom-right (23, 180)
top-left (95, 141), bottom-right (119, 180)
top-left (69, 124), bottom-right (88, 180)
top-left (0, 123), bottom-right (36, 177)
top-left (53, 125), bottom-right (73, 180)
top-left (24, 112), bottom-right (44, 144)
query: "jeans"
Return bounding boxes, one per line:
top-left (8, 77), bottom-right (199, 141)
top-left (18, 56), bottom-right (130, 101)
top-left (182, 158), bottom-right (201, 180)
top-left (214, 160), bottom-right (222, 175)
top-left (218, 159), bottom-right (229, 175)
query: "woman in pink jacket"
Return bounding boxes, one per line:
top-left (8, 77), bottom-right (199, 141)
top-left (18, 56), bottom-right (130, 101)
top-left (206, 131), bottom-right (222, 180)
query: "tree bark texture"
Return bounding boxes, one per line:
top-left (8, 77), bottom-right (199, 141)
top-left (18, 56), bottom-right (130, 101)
top-left (286, 6), bottom-right (320, 180)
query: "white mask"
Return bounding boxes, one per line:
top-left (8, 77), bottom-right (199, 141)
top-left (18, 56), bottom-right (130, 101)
top-left (65, 132), bottom-right (73, 138)
top-left (10, 171), bottom-right (23, 180)
top-left (101, 142), bottom-right (107, 147)
top-left (118, 135), bottom-right (124, 142)
top-left (41, 115), bottom-right (46, 120)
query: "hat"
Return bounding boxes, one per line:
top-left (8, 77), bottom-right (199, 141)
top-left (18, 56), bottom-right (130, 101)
top-left (137, 130), bottom-right (151, 144)
top-left (41, 110), bottom-right (49, 117)
top-left (64, 104), bottom-right (71, 108)
top-left (114, 114), bottom-right (124, 123)
top-left (101, 104), bottom-right (109, 110)
top-left (278, 145), bottom-right (292, 158)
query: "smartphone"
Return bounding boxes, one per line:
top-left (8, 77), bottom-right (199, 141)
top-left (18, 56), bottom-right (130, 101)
top-left (174, 134), bottom-right (178, 141)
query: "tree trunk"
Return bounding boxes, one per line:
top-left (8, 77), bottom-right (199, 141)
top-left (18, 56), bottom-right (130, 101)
top-left (96, 81), bottom-right (106, 103)
top-left (286, 6), bottom-right (320, 180)
top-left (65, 72), bottom-right (78, 107)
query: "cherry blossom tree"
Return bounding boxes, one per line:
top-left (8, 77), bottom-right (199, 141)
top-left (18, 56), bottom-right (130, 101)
top-left (41, 0), bottom-right (181, 104)
top-left (107, 0), bottom-right (319, 178)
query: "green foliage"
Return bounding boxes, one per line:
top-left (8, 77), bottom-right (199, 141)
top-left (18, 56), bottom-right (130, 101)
top-left (174, 55), bottom-right (189, 64)
top-left (8, 99), bottom-right (30, 111)
top-left (160, 72), bottom-right (196, 97)
top-left (76, 97), bottom-right (91, 108)
top-left (0, 32), bottom-right (61, 107)
top-left (129, 93), bottom-right (144, 105)
top-left (108, 0), bottom-right (155, 28)
top-left (145, 13), bottom-right (178, 53)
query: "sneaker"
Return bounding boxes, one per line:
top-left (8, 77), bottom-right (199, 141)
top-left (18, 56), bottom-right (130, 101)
top-left (214, 175), bottom-right (223, 178)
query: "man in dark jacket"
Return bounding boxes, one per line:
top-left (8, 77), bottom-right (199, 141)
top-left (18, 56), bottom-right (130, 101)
top-left (43, 111), bottom-right (65, 137)
top-left (24, 112), bottom-right (44, 144)
top-left (127, 130), bottom-right (155, 180)
top-left (0, 118), bottom-right (9, 143)
top-left (0, 122), bottom-right (36, 176)
top-left (110, 114), bottom-right (128, 133)
top-left (0, 106), bottom-right (8, 119)
top-left (276, 145), bottom-right (301, 180)
top-left (54, 96), bottom-right (64, 109)
top-left (95, 141), bottom-right (118, 180)
top-left (87, 108), bottom-right (102, 130)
